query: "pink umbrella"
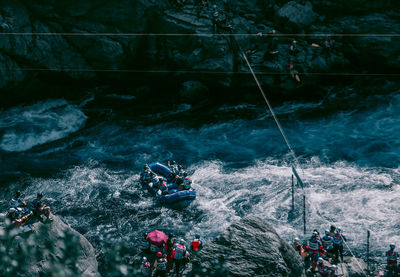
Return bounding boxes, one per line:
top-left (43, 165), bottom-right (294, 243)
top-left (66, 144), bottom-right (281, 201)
top-left (146, 230), bottom-right (167, 247)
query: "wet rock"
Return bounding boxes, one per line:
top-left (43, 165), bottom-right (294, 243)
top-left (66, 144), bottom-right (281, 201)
top-left (277, 1), bottom-right (318, 28)
top-left (341, 256), bottom-right (368, 277)
top-left (193, 216), bottom-right (306, 276)
top-left (179, 80), bottom-right (209, 104)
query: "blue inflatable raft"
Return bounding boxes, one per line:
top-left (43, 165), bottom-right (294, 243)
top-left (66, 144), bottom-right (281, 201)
top-left (141, 162), bottom-right (196, 205)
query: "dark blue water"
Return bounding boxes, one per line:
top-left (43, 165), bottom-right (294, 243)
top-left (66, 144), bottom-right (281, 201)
top-left (0, 92), bottom-right (399, 266)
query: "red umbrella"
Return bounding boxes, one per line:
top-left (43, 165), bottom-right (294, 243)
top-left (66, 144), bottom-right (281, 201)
top-left (146, 230), bottom-right (167, 247)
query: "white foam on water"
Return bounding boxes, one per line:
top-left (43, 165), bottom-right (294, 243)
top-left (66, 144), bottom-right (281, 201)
top-left (0, 99), bottom-right (87, 152)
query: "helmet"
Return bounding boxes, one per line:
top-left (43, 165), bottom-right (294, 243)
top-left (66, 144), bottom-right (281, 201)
top-left (312, 231), bottom-right (318, 237)
top-left (294, 237), bottom-right (300, 243)
top-left (195, 233), bottom-right (201, 239)
top-left (157, 252), bottom-right (162, 258)
top-left (170, 160), bottom-right (176, 165)
top-left (179, 239), bottom-right (185, 245)
top-left (8, 208), bottom-right (16, 213)
top-left (37, 192), bottom-right (43, 197)
top-left (325, 230), bottom-right (330, 236)
top-left (318, 257), bottom-right (324, 264)
top-left (390, 244), bottom-right (395, 249)
top-left (331, 265), bottom-right (337, 271)
top-left (142, 257), bottom-right (147, 263)
top-left (293, 40), bottom-right (297, 44)
top-left (213, 5), bottom-right (217, 8)
top-left (168, 233), bottom-right (173, 238)
top-left (15, 191), bottom-right (21, 197)
top-left (330, 225), bottom-right (336, 231)
top-left (337, 227), bottom-right (342, 233)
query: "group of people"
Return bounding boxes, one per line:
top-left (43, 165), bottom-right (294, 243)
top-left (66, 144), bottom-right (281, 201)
top-left (140, 161), bottom-right (192, 196)
top-left (292, 225), bottom-right (347, 276)
top-left (6, 191), bottom-right (52, 231)
top-left (293, 226), bottom-right (399, 276)
top-left (141, 233), bottom-right (203, 276)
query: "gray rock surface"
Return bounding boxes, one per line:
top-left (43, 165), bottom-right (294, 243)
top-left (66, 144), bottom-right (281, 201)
top-left (192, 216), bottom-right (306, 277)
top-left (0, 214), bottom-right (100, 277)
top-left (277, 1), bottom-right (318, 28)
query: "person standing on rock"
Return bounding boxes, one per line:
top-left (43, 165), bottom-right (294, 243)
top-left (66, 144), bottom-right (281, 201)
top-left (166, 233), bottom-right (175, 272)
top-left (307, 231), bottom-right (322, 273)
top-left (290, 40), bottom-right (297, 56)
top-left (174, 239), bottom-right (188, 276)
top-left (190, 233), bottom-right (203, 252)
top-left (386, 244), bottom-right (399, 275)
top-left (153, 252), bottom-right (168, 277)
top-left (140, 257), bottom-right (151, 276)
top-left (332, 228), bottom-right (346, 264)
top-left (321, 230), bottom-right (334, 261)
top-left (212, 5), bottom-right (220, 34)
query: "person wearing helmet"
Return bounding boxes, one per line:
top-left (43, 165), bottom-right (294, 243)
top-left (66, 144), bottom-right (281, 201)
top-left (153, 252), bottom-right (167, 277)
top-left (307, 231), bottom-right (322, 273)
top-left (212, 5), bottom-right (220, 34)
top-left (191, 233), bottom-right (203, 252)
top-left (182, 173), bottom-right (192, 190)
top-left (386, 244), bottom-right (399, 275)
top-left (7, 207), bottom-right (33, 227)
top-left (317, 257), bottom-right (327, 276)
top-left (329, 225), bottom-right (336, 237)
top-left (327, 264), bottom-right (339, 277)
top-left (292, 237), bottom-right (305, 257)
top-left (141, 256), bottom-right (151, 276)
top-left (332, 228), bottom-right (346, 263)
top-left (321, 230), bottom-right (334, 261)
top-left (31, 192), bottom-right (52, 223)
top-left (174, 239), bottom-right (188, 276)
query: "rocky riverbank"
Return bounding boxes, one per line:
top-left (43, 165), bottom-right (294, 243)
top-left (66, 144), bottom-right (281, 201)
top-left (0, 0), bottom-right (399, 109)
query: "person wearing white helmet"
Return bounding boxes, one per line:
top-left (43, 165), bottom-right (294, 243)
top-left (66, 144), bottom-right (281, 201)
top-left (316, 257), bottom-right (327, 276)
top-left (292, 237), bottom-right (305, 257)
top-left (386, 244), bottom-right (399, 275)
top-left (328, 264), bottom-right (339, 277)
top-left (307, 231), bottom-right (322, 273)
top-left (174, 239), bottom-right (188, 276)
top-left (140, 256), bottom-right (151, 276)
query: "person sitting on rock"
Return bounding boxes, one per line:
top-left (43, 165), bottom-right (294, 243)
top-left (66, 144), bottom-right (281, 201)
top-left (332, 228), bottom-right (346, 264)
top-left (153, 252), bottom-right (168, 277)
top-left (190, 233), bottom-right (203, 252)
top-left (307, 231), bottom-right (322, 273)
top-left (7, 207), bottom-right (33, 228)
top-left (141, 257), bottom-right (151, 276)
top-left (9, 190), bottom-right (27, 209)
top-left (32, 192), bottom-right (52, 222)
top-left (386, 244), bottom-right (399, 275)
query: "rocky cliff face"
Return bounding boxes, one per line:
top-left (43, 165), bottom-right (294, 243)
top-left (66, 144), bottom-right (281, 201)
top-left (0, 0), bottom-right (399, 107)
top-left (0, 214), bottom-right (100, 277)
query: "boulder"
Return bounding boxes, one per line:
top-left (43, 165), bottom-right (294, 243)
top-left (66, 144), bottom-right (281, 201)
top-left (0, 214), bottom-right (100, 277)
top-left (179, 80), bottom-right (209, 104)
top-left (192, 216), bottom-right (306, 277)
top-left (277, 1), bottom-right (318, 28)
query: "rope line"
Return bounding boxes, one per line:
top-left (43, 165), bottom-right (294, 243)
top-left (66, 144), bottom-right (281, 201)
top-left (0, 32), bottom-right (399, 37)
top-left (1, 67), bottom-right (399, 77)
top-left (236, 33), bottom-right (369, 276)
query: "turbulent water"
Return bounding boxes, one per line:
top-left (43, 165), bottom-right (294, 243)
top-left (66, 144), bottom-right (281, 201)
top-left (1, 91), bottom-right (399, 270)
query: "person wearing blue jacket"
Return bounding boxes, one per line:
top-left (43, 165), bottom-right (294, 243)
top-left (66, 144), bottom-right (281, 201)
top-left (332, 228), bottom-right (347, 263)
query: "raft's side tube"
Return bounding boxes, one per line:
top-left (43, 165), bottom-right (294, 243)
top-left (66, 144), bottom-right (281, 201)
top-left (148, 163), bottom-right (172, 178)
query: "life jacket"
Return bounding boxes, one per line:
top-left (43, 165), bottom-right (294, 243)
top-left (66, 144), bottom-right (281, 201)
top-left (322, 235), bottom-right (333, 249)
top-left (191, 239), bottom-right (201, 251)
top-left (9, 198), bottom-right (19, 208)
top-left (156, 258), bottom-right (167, 271)
top-left (387, 250), bottom-right (398, 264)
top-left (174, 244), bottom-right (186, 260)
top-left (308, 237), bottom-right (320, 252)
top-left (141, 262), bottom-right (151, 274)
top-left (332, 232), bottom-right (344, 245)
top-left (183, 177), bottom-right (192, 190)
